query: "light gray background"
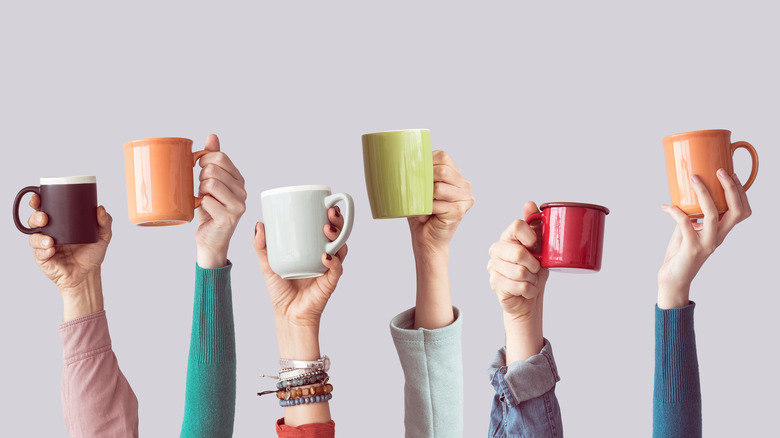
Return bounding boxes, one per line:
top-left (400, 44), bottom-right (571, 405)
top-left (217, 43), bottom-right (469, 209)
top-left (1, 1), bottom-right (778, 436)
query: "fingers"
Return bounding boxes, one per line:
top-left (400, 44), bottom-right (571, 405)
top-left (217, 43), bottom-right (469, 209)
top-left (499, 219), bottom-right (539, 249)
top-left (432, 150), bottom-right (461, 172)
top-left (323, 223), bottom-right (348, 263)
top-left (199, 178), bottom-right (246, 217)
top-left (487, 258), bottom-right (539, 284)
top-left (328, 206), bottom-right (345, 231)
top-left (29, 193), bottom-right (41, 210)
top-left (489, 239), bottom-right (542, 274)
top-left (690, 175), bottom-right (718, 245)
top-left (28, 210), bottom-right (48, 228)
top-left (661, 204), bottom-right (698, 242)
top-left (94, 206), bottom-right (113, 245)
top-left (489, 270), bottom-right (541, 301)
top-left (199, 163), bottom-right (248, 199)
top-left (204, 133), bottom-right (220, 152)
top-left (319, 251), bottom-right (344, 294)
top-left (717, 169), bottom-right (751, 237)
top-left (433, 163), bottom-right (471, 191)
top-left (199, 148), bottom-right (245, 184)
top-left (29, 233), bottom-right (55, 262)
top-left (252, 222), bottom-right (276, 279)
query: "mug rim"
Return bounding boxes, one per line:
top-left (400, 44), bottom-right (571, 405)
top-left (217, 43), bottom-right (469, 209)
top-left (539, 202), bottom-right (610, 215)
top-left (662, 129), bottom-right (731, 143)
top-left (362, 128), bottom-right (430, 138)
top-left (261, 184), bottom-right (332, 198)
top-left (40, 175), bottom-right (96, 185)
top-left (123, 137), bottom-right (193, 148)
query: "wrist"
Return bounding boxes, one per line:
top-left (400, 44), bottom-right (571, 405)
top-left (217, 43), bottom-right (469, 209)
top-left (657, 284), bottom-right (691, 309)
top-left (275, 317), bottom-right (321, 360)
top-left (60, 271), bottom-right (104, 322)
top-left (503, 311), bottom-right (543, 363)
top-left (197, 245), bottom-right (229, 269)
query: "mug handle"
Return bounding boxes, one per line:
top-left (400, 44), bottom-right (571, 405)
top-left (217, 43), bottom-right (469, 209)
top-left (523, 211), bottom-right (544, 261)
top-left (13, 186), bottom-right (43, 234)
top-left (324, 193), bottom-right (355, 255)
top-left (731, 141), bottom-right (759, 191)
top-left (191, 150), bottom-right (212, 209)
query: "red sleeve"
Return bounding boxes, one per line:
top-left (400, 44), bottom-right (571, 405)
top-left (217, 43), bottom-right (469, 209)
top-left (276, 418), bottom-right (335, 438)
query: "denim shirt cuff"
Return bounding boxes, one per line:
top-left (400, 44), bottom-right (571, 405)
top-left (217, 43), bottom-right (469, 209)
top-left (487, 338), bottom-right (560, 404)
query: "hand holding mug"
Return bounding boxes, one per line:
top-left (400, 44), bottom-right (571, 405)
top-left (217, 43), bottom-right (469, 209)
top-left (195, 134), bottom-right (247, 269)
top-left (26, 194), bottom-right (112, 321)
top-left (657, 169), bottom-right (752, 309)
top-left (408, 150), bottom-right (475, 255)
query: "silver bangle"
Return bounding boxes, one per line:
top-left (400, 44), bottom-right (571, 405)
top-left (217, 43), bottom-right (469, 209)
top-left (279, 355), bottom-right (330, 372)
top-left (277, 368), bottom-right (327, 381)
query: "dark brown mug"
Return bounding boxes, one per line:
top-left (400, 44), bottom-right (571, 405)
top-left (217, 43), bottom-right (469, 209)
top-left (13, 176), bottom-right (99, 245)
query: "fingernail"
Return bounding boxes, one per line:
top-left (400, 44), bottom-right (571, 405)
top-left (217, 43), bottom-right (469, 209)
top-left (661, 205), bottom-right (669, 211)
top-left (325, 254), bottom-right (332, 261)
top-left (42, 238), bottom-right (51, 246)
top-left (690, 175), bottom-right (701, 184)
top-left (254, 223), bottom-right (258, 237)
top-left (334, 207), bottom-right (340, 218)
top-left (717, 168), bottom-right (728, 178)
top-left (329, 224), bottom-right (337, 233)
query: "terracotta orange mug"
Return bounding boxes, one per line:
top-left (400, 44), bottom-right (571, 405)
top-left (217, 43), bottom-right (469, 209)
top-left (123, 137), bottom-right (210, 226)
top-left (663, 129), bottom-right (758, 217)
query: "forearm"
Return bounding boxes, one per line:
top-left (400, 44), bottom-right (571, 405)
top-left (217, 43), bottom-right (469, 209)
top-left (412, 246), bottom-right (454, 329)
top-left (657, 283), bottom-right (691, 309)
top-left (504, 313), bottom-right (544, 364)
top-left (61, 270), bottom-right (104, 322)
top-left (275, 318), bottom-right (331, 427)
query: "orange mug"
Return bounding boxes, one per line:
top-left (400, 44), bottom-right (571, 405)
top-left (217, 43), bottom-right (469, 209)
top-left (123, 137), bottom-right (210, 226)
top-left (663, 129), bottom-right (758, 217)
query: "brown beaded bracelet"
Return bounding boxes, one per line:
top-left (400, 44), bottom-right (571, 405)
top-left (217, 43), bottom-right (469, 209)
top-left (276, 383), bottom-right (333, 400)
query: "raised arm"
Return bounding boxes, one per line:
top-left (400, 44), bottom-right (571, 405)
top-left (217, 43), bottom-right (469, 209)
top-left (390, 150), bottom-right (474, 438)
top-left (181, 134), bottom-right (246, 438)
top-left (27, 198), bottom-right (138, 437)
top-left (486, 202), bottom-right (562, 437)
top-left (654, 169), bottom-right (752, 438)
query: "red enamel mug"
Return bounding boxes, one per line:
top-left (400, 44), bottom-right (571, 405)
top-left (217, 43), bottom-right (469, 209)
top-left (524, 202), bottom-right (610, 272)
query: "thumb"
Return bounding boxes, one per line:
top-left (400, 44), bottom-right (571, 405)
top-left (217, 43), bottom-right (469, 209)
top-left (522, 201), bottom-right (540, 219)
top-left (252, 222), bottom-right (275, 277)
top-left (204, 134), bottom-right (220, 153)
top-left (97, 206), bottom-right (113, 244)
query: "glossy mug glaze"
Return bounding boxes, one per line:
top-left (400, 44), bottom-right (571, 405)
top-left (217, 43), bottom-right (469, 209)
top-left (663, 129), bottom-right (758, 217)
top-left (13, 176), bottom-right (99, 245)
top-left (261, 185), bottom-right (355, 279)
top-left (525, 202), bottom-right (609, 273)
top-left (362, 129), bottom-right (433, 219)
top-left (123, 137), bottom-right (210, 226)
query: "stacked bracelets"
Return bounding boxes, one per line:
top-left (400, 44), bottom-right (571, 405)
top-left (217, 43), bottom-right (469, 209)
top-left (260, 355), bottom-right (333, 407)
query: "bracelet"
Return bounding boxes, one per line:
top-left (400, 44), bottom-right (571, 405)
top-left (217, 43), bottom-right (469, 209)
top-left (278, 367), bottom-right (327, 381)
top-left (279, 355), bottom-right (330, 372)
top-left (279, 392), bottom-right (332, 407)
top-left (277, 372), bottom-right (329, 390)
top-left (277, 383), bottom-right (333, 400)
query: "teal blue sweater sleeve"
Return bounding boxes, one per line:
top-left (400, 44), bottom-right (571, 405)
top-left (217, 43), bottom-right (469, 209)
top-left (390, 306), bottom-right (463, 438)
top-left (653, 302), bottom-right (701, 438)
top-left (180, 262), bottom-right (236, 438)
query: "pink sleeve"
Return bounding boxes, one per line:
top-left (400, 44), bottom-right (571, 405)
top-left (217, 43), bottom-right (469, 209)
top-left (59, 311), bottom-right (138, 438)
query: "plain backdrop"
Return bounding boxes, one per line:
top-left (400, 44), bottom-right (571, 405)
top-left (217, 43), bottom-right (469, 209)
top-left (1, 1), bottom-right (778, 436)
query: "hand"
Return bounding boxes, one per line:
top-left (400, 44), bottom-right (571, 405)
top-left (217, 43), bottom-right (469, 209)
top-left (253, 207), bottom-right (347, 329)
top-left (27, 194), bottom-right (112, 321)
top-left (488, 202), bottom-right (549, 322)
top-left (488, 202), bottom-right (550, 362)
top-left (657, 169), bottom-right (752, 309)
top-left (196, 134), bottom-right (247, 269)
top-left (408, 150), bottom-right (475, 256)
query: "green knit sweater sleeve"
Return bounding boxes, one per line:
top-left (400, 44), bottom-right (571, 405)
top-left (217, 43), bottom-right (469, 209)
top-left (180, 262), bottom-right (236, 438)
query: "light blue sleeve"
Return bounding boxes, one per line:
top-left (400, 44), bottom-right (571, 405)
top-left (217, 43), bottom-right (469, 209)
top-left (390, 306), bottom-right (463, 438)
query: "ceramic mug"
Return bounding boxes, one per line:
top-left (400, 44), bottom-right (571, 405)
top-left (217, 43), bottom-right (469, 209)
top-left (261, 185), bottom-right (355, 279)
top-left (13, 176), bottom-right (99, 245)
top-left (663, 129), bottom-right (758, 217)
top-left (123, 137), bottom-right (211, 226)
top-left (362, 129), bottom-right (433, 219)
top-left (525, 202), bottom-right (609, 272)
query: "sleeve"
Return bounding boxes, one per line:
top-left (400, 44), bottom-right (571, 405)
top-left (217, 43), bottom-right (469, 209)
top-left (180, 262), bottom-right (236, 438)
top-left (653, 302), bottom-right (701, 438)
top-left (487, 340), bottom-right (563, 438)
top-left (60, 310), bottom-right (139, 438)
top-left (390, 306), bottom-right (463, 438)
top-left (276, 418), bottom-right (336, 437)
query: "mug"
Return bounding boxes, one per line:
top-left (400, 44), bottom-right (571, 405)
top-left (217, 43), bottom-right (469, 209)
top-left (362, 129), bottom-right (433, 219)
top-left (663, 129), bottom-right (758, 217)
top-left (525, 202), bottom-right (609, 273)
top-left (13, 175), bottom-right (99, 245)
top-left (123, 137), bottom-right (211, 226)
top-left (261, 185), bottom-right (355, 279)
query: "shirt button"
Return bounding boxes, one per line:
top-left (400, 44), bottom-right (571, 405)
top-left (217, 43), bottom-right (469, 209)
top-left (500, 367), bottom-right (507, 374)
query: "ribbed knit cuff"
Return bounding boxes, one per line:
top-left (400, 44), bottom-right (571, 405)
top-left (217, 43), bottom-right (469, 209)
top-left (389, 306), bottom-right (462, 344)
top-left (276, 419), bottom-right (335, 437)
top-left (654, 302), bottom-right (700, 403)
top-left (192, 262), bottom-right (235, 364)
top-left (59, 310), bottom-right (112, 365)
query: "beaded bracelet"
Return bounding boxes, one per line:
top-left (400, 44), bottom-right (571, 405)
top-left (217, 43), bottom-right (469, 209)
top-left (276, 372), bottom-right (329, 390)
top-left (279, 392), bottom-right (332, 407)
top-left (277, 383), bottom-right (333, 400)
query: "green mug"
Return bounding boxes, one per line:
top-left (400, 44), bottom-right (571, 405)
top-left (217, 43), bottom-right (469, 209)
top-left (362, 129), bottom-right (434, 219)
